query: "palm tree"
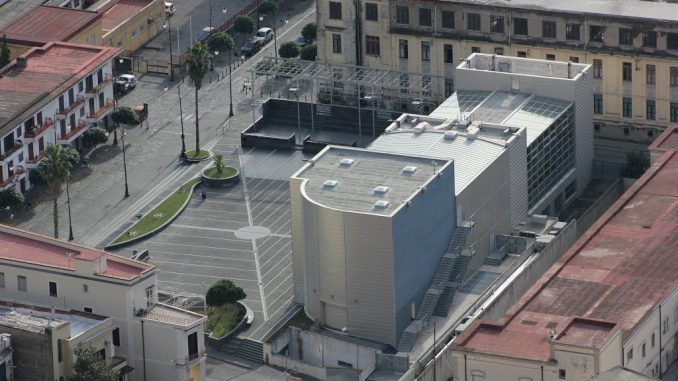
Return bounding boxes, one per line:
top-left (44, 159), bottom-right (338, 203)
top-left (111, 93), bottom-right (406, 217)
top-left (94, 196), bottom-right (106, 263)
top-left (37, 145), bottom-right (79, 239)
top-left (186, 42), bottom-right (211, 153)
top-left (214, 154), bottom-right (224, 174)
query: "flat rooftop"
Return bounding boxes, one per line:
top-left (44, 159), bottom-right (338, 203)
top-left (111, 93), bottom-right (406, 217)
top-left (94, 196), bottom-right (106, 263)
top-left (143, 303), bottom-right (205, 327)
top-left (102, 0), bottom-right (153, 31)
top-left (0, 5), bottom-right (100, 46)
top-left (292, 146), bottom-right (452, 215)
top-left (461, 53), bottom-right (589, 80)
top-left (0, 224), bottom-right (155, 281)
top-left (0, 42), bottom-right (120, 135)
top-left (0, 305), bottom-right (104, 336)
top-left (454, 126), bottom-right (678, 361)
top-left (447, 0), bottom-right (678, 23)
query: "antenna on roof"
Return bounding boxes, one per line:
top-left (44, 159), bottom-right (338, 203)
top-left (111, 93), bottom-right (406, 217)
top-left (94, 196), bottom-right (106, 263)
top-left (548, 329), bottom-right (557, 341)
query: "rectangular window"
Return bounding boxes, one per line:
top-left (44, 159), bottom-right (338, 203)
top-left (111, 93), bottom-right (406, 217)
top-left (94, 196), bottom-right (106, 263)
top-left (642, 342), bottom-right (646, 358)
top-left (663, 317), bottom-right (669, 334)
top-left (594, 94), bottom-right (603, 114)
top-left (146, 285), bottom-right (155, 308)
top-left (365, 35), bottom-right (380, 56)
top-left (113, 328), bottom-right (120, 346)
top-left (421, 41), bottom-right (430, 62)
top-left (444, 44), bottom-right (453, 63)
top-left (672, 103), bottom-right (678, 122)
top-left (619, 28), bottom-right (633, 46)
top-left (441, 11), bottom-right (454, 29)
top-left (671, 67), bottom-right (678, 87)
top-left (627, 348), bottom-right (633, 362)
top-left (652, 332), bottom-right (656, 347)
top-left (399, 39), bottom-right (408, 59)
top-left (542, 21), bottom-right (556, 39)
top-left (49, 281), bottom-right (57, 297)
top-left (569, 56), bottom-right (579, 63)
top-left (647, 64), bottom-right (656, 84)
top-left (188, 332), bottom-right (199, 360)
top-left (395, 6), bottom-right (409, 24)
top-left (566, 23), bottom-right (580, 41)
top-left (445, 78), bottom-right (454, 97)
top-left (0, 272), bottom-right (4, 288)
top-left (471, 46), bottom-right (481, 53)
top-left (494, 47), bottom-right (504, 55)
top-left (593, 59), bottom-right (603, 79)
top-left (419, 8), bottom-right (432, 27)
top-left (546, 54), bottom-right (555, 61)
top-left (332, 34), bottom-right (341, 53)
top-left (467, 13), bottom-right (481, 31)
top-left (490, 16), bottom-right (504, 33)
top-left (17, 275), bottom-right (27, 292)
top-left (590, 25), bottom-right (603, 42)
top-left (517, 51), bottom-right (527, 58)
top-left (669, 33), bottom-right (678, 50)
top-left (513, 18), bottom-right (527, 35)
top-left (329, 2), bottom-right (342, 20)
top-left (84, 306), bottom-right (93, 313)
top-left (643, 31), bottom-right (657, 48)
top-left (559, 369), bottom-right (566, 380)
top-left (623, 62), bottom-right (632, 82)
top-left (78, 81), bottom-right (83, 92)
top-left (623, 97), bottom-right (632, 118)
top-left (365, 3), bottom-right (378, 21)
top-left (647, 100), bottom-right (656, 120)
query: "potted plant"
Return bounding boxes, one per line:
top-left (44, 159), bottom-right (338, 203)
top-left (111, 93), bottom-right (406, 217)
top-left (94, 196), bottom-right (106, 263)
top-left (201, 154), bottom-right (240, 187)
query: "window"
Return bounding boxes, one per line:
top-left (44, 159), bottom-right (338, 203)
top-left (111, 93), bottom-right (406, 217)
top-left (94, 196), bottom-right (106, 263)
top-left (663, 317), bottom-right (669, 334)
top-left (441, 11), bottom-right (454, 29)
top-left (57, 339), bottom-right (63, 362)
top-left (329, 2), bottom-right (342, 20)
top-left (467, 13), bottom-right (481, 31)
top-left (471, 46), bottom-right (481, 53)
top-left (332, 34), bottom-right (341, 53)
top-left (49, 281), bottom-right (57, 297)
top-left (513, 18), bottom-right (527, 35)
top-left (445, 79), bottom-right (454, 97)
top-left (627, 348), bottom-right (634, 362)
top-left (0, 272), bottom-right (4, 288)
top-left (623, 97), bottom-right (632, 118)
top-left (566, 23), bottom-right (580, 41)
top-left (444, 44), bottom-right (453, 63)
top-left (82, 284), bottom-right (88, 293)
top-left (643, 31), bottom-right (657, 48)
top-left (672, 103), bottom-right (678, 122)
top-left (421, 41), bottom-right (430, 61)
top-left (569, 56), bottom-right (579, 63)
top-left (494, 47), bottom-right (504, 55)
top-left (619, 28), bottom-right (633, 46)
top-left (365, 3), bottom-right (377, 21)
top-left (399, 39), bottom-right (408, 59)
top-left (188, 332), bottom-right (199, 360)
top-left (558, 369), bottom-right (566, 379)
top-left (647, 64), bottom-right (656, 84)
top-left (113, 328), bottom-right (120, 346)
top-left (652, 332), bottom-right (656, 347)
top-left (490, 16), bottom-right (504, 33)
top-left (146, 285), bottom-right (155, 307)
top-left (593, 59), bottom-right (602, 79)
top-left (671, 67), bottom-right (678, 87)
top-left (590, 25), bottom-right (603, 42)
top-left (395, 6), bottom-right (409, 24)
top-left (78, 81), bottom-right (83, 92)
top-left (623, 62), bottom-right (632, 82)
top-left (647, 100), bottom-right (656, 120)
top-left (17, 275), bottom-right (26, 292)
top-left (624, 127), bottom-right (630, 136)
top-left (546, 54), bottom-right (555, 61)
top-left (594, 123), bottom-right (601, 133)
top-left (419, 8), bottom-right (432, 27)
top-left (542, 21), bottom-right (556, 38)
top-left (365, 35), bottom-right (380, 56)
top-left (517, 51), bottom-right (527, 58)
top-left (131, 30), bottom-right (137, 39)
top-left (642, 342), bottom-right (647, 358)
top-left (594, 94), bottom-right (603, 114)
top-left (668, 33), bottom-right (678, 50)
top-left (84, 307), bottom-right (93, 313)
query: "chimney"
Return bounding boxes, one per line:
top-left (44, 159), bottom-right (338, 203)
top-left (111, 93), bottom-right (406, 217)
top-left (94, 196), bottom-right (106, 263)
top-left (16, 57), bottom-right (28, 68)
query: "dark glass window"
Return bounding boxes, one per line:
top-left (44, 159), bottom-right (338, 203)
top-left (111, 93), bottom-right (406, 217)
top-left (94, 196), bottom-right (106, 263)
top-left (619, 28), bottom-right (633, 46)
top-left (365, 3), bottom-right (378, 21)
top-left (441, 11), bottom-right (454, 29)
top-left (395, 6), bottom-right (409, 24)
top-left (419, 8), bottom-right (432, 27)
top-left (542, 21), bottom-right (556, 38)
top-left (590, 25), bottom-right (603, 42)
top-left (566, 23), bottom-right (580, 40)
top-left (467, 13), bottom-right (481, 31)
top-left (329, 2), bottom-right (342, 20)
top-left (513, 18), bottom-right (527, 35)
top-left (490, 16), bottom-right (504, 33)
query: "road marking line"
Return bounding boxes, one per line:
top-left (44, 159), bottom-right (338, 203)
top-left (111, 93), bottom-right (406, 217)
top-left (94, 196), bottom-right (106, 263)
top-left (151, 259), bottom-right (257, 272)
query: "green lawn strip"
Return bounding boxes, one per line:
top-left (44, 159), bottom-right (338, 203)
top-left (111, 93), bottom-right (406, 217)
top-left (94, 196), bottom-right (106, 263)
top-left (112, 178), bottom-right (201, 244)
top-left (203, 166), bottom-right (237, 179)
top-left (266, 309), bottom-right (315, 343)
top-left (186, 150), bottom-right (210, 159)
top-left (206, 303), bottom-right (245, 338)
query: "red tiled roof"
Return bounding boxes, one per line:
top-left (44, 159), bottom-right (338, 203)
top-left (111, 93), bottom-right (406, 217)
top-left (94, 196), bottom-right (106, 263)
top-left (0, 6), bottom-right (100, 45)
top-left (0, 225), bottom-right (155, 281)
top-left (456, 126), bottom-right (678, 362)
top-left (102, 0), bottom-right (153, 30)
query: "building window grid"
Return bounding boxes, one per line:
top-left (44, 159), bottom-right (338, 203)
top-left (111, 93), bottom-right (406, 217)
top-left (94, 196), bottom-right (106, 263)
top-left (672, 103), bottom-right (678, 122)
top-left (647, 100), bottom-right (656, 120)
top-left (623, 97), bottom-right (633, 118)
top-left (671, 67), bottom-right (678, 87)
top-left (467, 13), bottom-right (481, 31)
top-left (542, 21), bottom-right (556, 39)
top-left (365, 35), bottom-right (380, 56)
top-left (644, 31), bottom-right (657, 48)
top-left (513, 18), bottom-right (527, 35)
top-left (619, 28), bottom-right (634, 46)
top-left (441, 11), bottom-right (454, 29)
top-left (444, 44), bottom-right (453, 63)
top-left (399, 39), bottom-right (408, 59)
top-left (0, 272), bottom-right (4, 288)
top-left (17, 275), bottom-right (27, 292)
top-left (490, 16), bottom-right (504, 33)
top-left (566, 23), bottom-right (580, 41)
top-left (623, 62), bottom-right (633, 82)
top-left (332, 34), bottom-right (342, 54)
top-left (419, 8), bottom-right (432, 27)
top-left (593, 59), bottom-right (603, 79)
top-left (329, 2), bottom-right (342, 20)
top-left (668, 33), bottom-right (678, 50)
top-left (590, 25), bottom-right (603, 42)
top-left (421, 41), bottom-right (431, 62)
top-left (594, 94), bottom-right (603, 114)
top-left (395, 6), bottom-right (409, 24)
top-left (647, 65), bottom-right (656, 84)
top-left (365, 3), bottom-right (378, 21)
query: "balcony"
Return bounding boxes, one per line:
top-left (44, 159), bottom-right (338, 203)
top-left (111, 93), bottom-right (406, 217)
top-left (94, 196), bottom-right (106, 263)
top-left (85, 99), bottom-right (115, 122)
top-left (57, 120), bottom-right (88, 144)
top-left (24, 119), bottom-right (54, 140)
top-left (0, 143), bottom-right (23, 162)
top-left (56, 95), bottom-right (86, 118)
top-left (86, 74), bottom-right (114, 96)
top-left (0, 167), bottom-right (26, 190)
top-left (25, 151), bottom-right (46, 168)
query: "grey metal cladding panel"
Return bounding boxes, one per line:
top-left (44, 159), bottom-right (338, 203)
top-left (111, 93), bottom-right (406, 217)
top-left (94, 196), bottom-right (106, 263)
top-left (290, 179), bottom-right (306, 303)
top-left (344, 212), bottom-right (395, 346)
top-left (302, 197), bottom-right (321, 319)
top-left (316, 206), bottom-right (347, 305)
top-left (508, 131), bottom-right (529, 226)
top-left (574, 74), bottom-right (594, 194)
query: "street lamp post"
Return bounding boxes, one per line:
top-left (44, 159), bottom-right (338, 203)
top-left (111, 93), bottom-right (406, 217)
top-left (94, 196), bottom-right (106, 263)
top-left (164, 83), bottom-right (186, 156)
top-left (121, 124), bottom-right (130, 198)
top-left (290, 85), bottom-right (300, 145)
top-left (66, 171), bottom-right (74, 241)
top-left (228, 52), bottom-right (234, 117)
top-left (165, 16), bottom-right (174, 81)
top-left (364, 95), bottom-right (377, 139)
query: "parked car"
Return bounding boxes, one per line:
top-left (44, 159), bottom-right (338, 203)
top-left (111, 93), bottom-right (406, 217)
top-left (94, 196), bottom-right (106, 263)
top-left (114, 74), bottom-right (137, 93)
top-left (197, 27), bottom-right (214, 41)
top-left (164, 1), bottom-right (175, 16)
top-left (254, 27), bottom-right (274, 44)
top-left (240, 39), bottom-right (261, 57)
top-left (294, 36), bottom-right (309, 48)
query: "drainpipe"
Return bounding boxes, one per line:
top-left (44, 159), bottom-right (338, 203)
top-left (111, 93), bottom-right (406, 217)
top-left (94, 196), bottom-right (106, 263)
top-left (541, 365), bottom-right (544, 381)
top-left (464, 354), bottom-right (468, 381)
top-left (659, 305), bottom-right (663, 373)
top-left (354, 0), bottom-right (362, 66)
top-left (141, 319), bottom-right (147, 381)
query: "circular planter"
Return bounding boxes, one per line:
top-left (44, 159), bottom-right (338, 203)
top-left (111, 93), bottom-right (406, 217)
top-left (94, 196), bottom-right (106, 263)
top-left (205, 301), bottom-right (252, 342)
top-left (201, 166), bottom-right (240, 188)
top-left (185, 149), bottom-right (212, 163)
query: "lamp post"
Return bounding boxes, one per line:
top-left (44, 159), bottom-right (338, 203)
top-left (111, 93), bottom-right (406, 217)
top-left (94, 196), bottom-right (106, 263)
top-left (164, 17), bottom-right (174, 81)
top-left (66, 171), bottom-right (74, 241)
top-left (228, 51), bottom-right (234, 117)
top-left (121, 124), bottom-right (130, 198)
top-left (290, 86), bottom-right (300, 145)
top-left (164, 83), bottom-right (186, 156)
top-left (268, 16), bottom-right (288, 59)
top-left (364, 95), bottom-right (377, 140)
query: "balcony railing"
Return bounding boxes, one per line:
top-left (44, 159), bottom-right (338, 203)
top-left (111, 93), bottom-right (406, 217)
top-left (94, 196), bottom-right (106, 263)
top-left (58, 120), bottom-right (87, 141)
top-left (0, 143), bottom-right (23, 161)
top-left (24, 119), bottom-right (54, 138)
top-left (86, 99), bottom-right (115, 120)
top-left (0, 167), bottom-right (26, 188)
top-left (26, 151), bottom-right (45, 165)
top-left (86, 74), bottom-right (114, 94)
top-left (56, 95), bottom-right (86, 116)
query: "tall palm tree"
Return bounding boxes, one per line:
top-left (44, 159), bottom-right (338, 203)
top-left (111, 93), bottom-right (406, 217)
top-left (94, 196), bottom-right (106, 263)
top-left (37, 145), bottom-right (79, 239)
top-left (186, 42), bottom-right (211, 153)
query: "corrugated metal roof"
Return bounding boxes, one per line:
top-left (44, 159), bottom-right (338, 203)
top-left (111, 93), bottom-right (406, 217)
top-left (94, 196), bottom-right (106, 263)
top-left (504, 96), bottom-right (571, 145)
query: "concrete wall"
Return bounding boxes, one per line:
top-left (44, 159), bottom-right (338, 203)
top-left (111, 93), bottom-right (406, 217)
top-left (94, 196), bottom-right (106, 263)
top-left (575, 178), bottom-right (627, 236)
top-left (102, 0), bottom-right (165, 53)
top-left (2, 325), bottom-right (54, 381)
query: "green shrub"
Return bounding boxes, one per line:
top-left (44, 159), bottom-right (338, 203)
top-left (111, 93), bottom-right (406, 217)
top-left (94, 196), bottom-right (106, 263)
top-left (206, 280), bottom-right (246, 307)
top-left (83, 127), bottom-right (109, 148)
top-left (0, 188), bottom-right (23, 208)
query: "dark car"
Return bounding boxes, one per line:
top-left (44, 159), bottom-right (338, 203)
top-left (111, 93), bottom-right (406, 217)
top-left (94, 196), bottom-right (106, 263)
top-left (240, 40), bottom-right (261, 57)
top-left (294, 36), bottom-right (309, 48)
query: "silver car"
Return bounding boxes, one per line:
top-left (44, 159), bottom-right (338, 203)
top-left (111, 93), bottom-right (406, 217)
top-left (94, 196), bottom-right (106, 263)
top-left (254, 27), bottom-right (274, 44)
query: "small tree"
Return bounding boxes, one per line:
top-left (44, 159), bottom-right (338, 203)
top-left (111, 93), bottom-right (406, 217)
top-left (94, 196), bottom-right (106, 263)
top-left (83, 127), bottom-right (108, 148)
top-left (207, 32), bottom-right (234, 54)
top-left (0, 35), bottom-right (10, 68)
top-left (186, 42), bottom-right (211, 153)
top-left (258, 0), bottom-right (278, 16)
top-left (233, 16), bottom-right (255, 45)
top-left (206, 280), bottom-right (246, 307)
top-left (0, 188), bottom-right (24, 209)
top-left (301, 23), bottom-right (317, 42)
top-left (300, 44), bottom-right (317, 61)
top-left (111, 106), bottom-right (138, 145)
top-left (213, 154), bottom-right (224, 174)
top-left (620, 150), bottom-right (650, 179)
top-left (38, 145), bottom-right (79, 238)
top-left (279, 41), bottom-right (299, 58)
top-left (68, 346), bottom-right (119, 381)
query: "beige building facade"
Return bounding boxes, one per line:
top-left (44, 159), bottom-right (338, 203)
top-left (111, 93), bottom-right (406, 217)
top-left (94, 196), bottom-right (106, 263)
top-left (316, 0), bottom-right (678, 143)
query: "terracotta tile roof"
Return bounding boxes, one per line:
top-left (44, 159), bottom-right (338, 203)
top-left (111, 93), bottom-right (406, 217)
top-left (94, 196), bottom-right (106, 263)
top-left (102, 0), bottom-right (153, 30)
top-left (0, 225), bottom-right (155, 281)
top-left (456, 126), bottom-right (678, 361)
top-left (0, 5), bottom-right (100, 45)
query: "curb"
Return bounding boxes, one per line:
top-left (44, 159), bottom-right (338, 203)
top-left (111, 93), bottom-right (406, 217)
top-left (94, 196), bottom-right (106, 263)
top-left (185, 150), bottom-right (213, 163)
top-left (201, 166), bottom-right (241, 188)
top-left (104, 178), bottom-right (202, 250)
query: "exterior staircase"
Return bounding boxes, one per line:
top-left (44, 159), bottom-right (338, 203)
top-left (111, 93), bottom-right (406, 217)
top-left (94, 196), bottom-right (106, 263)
top-left (220, 338), bottom-right (263, 363)
top-left (484, 244), bottom-right (508, 266)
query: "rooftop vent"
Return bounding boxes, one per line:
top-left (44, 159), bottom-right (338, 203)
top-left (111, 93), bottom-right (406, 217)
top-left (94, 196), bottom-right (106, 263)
top-left (444, 131), bottom-right (458, 140)
top-left (339, 158), bottom-right (354, 167)
top-left (323, 180), bottom-right (338, 188)
top-left (374, 200), bottom-right (390, 209)
top-left (414, 122), bottom-right (430, 134)
top-left (373, 186), bottom-right (389, 195)
top-left (402, 166), bottom-right (418, 175)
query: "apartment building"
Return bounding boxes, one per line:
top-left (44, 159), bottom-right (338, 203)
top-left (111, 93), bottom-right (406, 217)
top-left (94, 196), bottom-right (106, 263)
top-left (0, 42), bottom-right (119, 192)
top-left (0, 224), bottom-right (207, 381)
top-left (316, 0), bottom-right (678, 142)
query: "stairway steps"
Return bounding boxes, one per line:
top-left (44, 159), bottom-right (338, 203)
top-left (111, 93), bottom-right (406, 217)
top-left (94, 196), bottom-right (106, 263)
top-left (433, 286), bottom-right (457, 317)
